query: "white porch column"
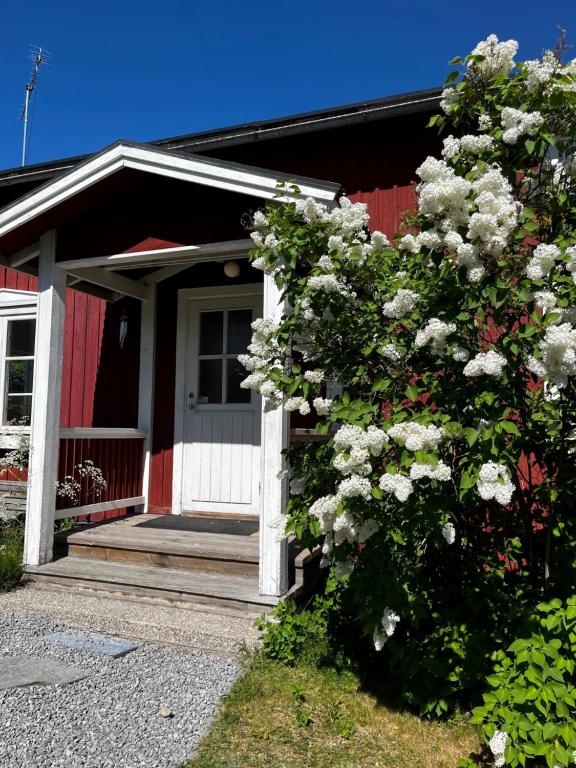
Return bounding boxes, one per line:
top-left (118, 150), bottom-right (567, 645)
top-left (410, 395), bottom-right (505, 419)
top-left (23, 230), bottom-right (66, 566)
top-left (138, 284), bottom-right (156, 513)
top-left (259, 273), bottom-right (289, 597)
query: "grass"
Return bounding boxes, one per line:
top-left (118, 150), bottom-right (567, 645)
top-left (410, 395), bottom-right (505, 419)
top-left (0, 519), bottom-right (24, 591)
top-left (186, 655), bottom-right (481, 768)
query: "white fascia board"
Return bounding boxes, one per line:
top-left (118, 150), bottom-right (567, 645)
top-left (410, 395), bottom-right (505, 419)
top-left (0, 152), bottom-right (126, 239)
top-left (0, 143), bottom-right (339, 241)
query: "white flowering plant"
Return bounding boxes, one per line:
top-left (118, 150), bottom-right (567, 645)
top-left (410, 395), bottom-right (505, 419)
top-left (244, 35), bottom-right (576, 721)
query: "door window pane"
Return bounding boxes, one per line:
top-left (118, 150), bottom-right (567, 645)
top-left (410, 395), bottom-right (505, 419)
top-left (199, 312), bottom-right (223, 355)
top-left (226, 358), bottom-right (251, 404)
top-left (6, 395), bottom-right (32, 425)
top-left (198, 359), bottom-right (223, 403)
top-left (6, 360), bottom-right (34, 394)
top-left (227, 309), bottom-right (252, 354)
top-left (7, 319), bottom-right (35, 357)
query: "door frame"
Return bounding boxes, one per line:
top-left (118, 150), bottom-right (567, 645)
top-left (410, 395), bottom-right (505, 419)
top-left (172, 282), bottom-right (264, 515)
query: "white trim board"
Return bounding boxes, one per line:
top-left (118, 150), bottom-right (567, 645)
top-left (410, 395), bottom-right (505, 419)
top-left (172, 283), bottom-right (263, 516)
top-left (58, 239), bottom-right (252, 272)
top-left (0, 143), bottom-right (340, 241)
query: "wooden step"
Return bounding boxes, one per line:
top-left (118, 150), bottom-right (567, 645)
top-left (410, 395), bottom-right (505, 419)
top-left (66, 525), bottom-right (260, 576)
top-left (25, 557), bottom-right (281, 615)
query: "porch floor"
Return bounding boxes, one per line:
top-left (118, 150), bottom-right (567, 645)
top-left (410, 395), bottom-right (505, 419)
top-left (25, 514), bottom-right (318, 616)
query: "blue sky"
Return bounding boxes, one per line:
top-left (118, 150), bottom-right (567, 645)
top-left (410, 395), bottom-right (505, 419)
top-left (0, 0), bottom-right (574, 171)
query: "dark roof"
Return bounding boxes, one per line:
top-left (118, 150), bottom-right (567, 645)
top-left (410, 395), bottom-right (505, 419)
top-left (0, 86), bottom-right (441, 188)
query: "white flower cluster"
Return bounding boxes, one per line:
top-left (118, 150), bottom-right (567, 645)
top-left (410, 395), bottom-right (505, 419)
top-left (379, 472), bottom-right (413, 501)
top-left (303, 369), bottom-right (324, 384)
top-left (452, 346), bottom-right (470, 362)
top-left (441, 522), bottom-right (456, 544)
top-left (313, 397), bottom-right (333, 416)
top-left (463, 350), bottom-right (507, 377)
top-left (524, 51), bottom-right (558, 91)
top-left (309, 492), bottom-right (379, 551)
top-left (489, 730), bottom-right (508, 768)
top-left (373, 608), bottom-right (401, 651)
top-left (382, 288), bottom-right (420, 319)
top-left (477, 462), bottom-right (515, 505)
top-left (409, 461), bottom-right (452, 481)
top-left (284, 396), bottom-right (311, 415)
top-left (405, 157), bottom-right (519, 282)
top-left (441, 134), bottom-right (494, 159)
top-left (240, 318), bottom-right (284, 410)
top-left (337, 475), bottom-right (372, 500)
top-left (468, 34), bottom-right (518, 78)
top-left (527, 323), bottom-right (576, 387)
top-left (440, 86), bottom-right (459, 113)
top-left (309, 495), bottom-right (339, 535)
top-left (415, 318), bottom-right (456, 354)
top-left (501, 107), bottom-right (544, 145)
top-left (333, 424), bottom-right (389, 476)
top-left (381, 343), bottom-right (403, 362)
top-left (533, 290), bottom-right (557, 310)
top-left (526, 243), bottom-right (560, 280)
top-left (523, 51), bottom-right (576, 94)
top-left (294, 196), bottom-right (369, 235)
top-left (468, 167), bottom-right (519, 257)
top-left (414, 157), bottom-right (471, 226)
top-left (307, 274), bottom-right (349, 295)
top-left (387, 422), bottom-right (445, 452)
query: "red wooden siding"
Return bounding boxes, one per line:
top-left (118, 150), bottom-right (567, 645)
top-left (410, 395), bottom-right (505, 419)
top-left (57, 436), bottom-right (144, 522)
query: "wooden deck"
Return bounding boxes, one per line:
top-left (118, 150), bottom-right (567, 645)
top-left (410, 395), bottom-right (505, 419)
top-left (26, 514), bottom-right (320, 615)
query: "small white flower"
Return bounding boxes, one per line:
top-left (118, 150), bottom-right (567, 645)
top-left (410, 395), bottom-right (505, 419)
top-left (477, 463), bottom-right (515, 505)
top-left (441, 522), bottom-right (456, 544)
top-left (463, 350), bottom-right (506, 377)
top-left (373, 608), bottom-right (401, 651)
top-left (304, 370), bottom-right (324, 384)
top-left (313, 397), bottom-right (333, 416)
top-left (379, 473), bottom-right (413, 502)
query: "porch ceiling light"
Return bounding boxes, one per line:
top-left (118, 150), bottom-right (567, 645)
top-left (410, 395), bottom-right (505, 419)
top-left (223, 260), bottom-right (241, 279)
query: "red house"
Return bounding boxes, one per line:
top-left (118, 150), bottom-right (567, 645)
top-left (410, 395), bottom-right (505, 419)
top-left (0, 87), bottom-right (441, 611)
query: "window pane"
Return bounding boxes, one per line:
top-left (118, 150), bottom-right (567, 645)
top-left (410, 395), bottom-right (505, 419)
top-left (199, 312), bottom-right (223, 355)
top-left (6, 395), bottom-right (32, 425)
top-left (6, 360), bottom-right (34, 394)
top-left (226, 357), bottom-right (251, 404)
top-left (227, 309), bottom-right (252, 354)
top-left (7, 319), bottom-right (35, 357)
top-left (198, 359), bottom-right (223, 403)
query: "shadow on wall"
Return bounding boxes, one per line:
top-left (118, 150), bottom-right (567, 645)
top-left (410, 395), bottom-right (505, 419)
top-left (92, 298), bottom-right (141, 428)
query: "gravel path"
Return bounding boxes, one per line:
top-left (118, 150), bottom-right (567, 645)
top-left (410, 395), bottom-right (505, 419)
top-left (0, 613), bottom-right (241, 767)
top-left (0, 585), bottom-right (261, 656)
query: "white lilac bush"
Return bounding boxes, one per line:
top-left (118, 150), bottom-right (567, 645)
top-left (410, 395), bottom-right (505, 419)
top-left (243, 35), bottom-right (576, 724)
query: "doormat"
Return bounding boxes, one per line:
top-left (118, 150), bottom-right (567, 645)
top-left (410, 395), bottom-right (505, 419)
top-left (136, 515), bottom-right (259, 537)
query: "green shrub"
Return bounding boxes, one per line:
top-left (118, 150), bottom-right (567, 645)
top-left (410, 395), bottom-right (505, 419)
top-left (256, 576), bottom-right (345, 666)
top-left (0, 518), bottom-right (24, 591)
top-left (469, 597), bottom-right (576, 767)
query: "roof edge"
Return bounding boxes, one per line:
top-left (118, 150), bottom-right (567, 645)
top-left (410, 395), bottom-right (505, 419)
top-left (0, 87), bottom-right (441, 188)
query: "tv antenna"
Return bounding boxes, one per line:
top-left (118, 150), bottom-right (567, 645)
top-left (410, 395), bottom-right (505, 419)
top-left (20, 46), bottom-right (51, 166)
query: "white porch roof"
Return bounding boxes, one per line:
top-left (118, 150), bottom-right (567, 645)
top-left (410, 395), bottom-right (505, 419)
top-left (0, 141), bottom-right (341, 300)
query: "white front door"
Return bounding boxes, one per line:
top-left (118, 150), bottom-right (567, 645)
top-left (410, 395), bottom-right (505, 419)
top-left (175, 287), bottom-right (263, 515)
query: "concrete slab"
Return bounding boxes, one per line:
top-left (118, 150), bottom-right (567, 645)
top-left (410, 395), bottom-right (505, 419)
top-left (0, 656), bottom-right (87, 690)
top-left (41, 629), bottom-right (140, 658)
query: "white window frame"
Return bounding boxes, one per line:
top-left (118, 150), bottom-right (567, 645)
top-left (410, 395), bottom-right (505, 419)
top-left (0, 289), bottom-right (38, 449)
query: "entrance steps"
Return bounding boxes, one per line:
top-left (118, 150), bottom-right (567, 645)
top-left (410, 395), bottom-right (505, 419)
top-left (25, 513), bottom-right (320, 617)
